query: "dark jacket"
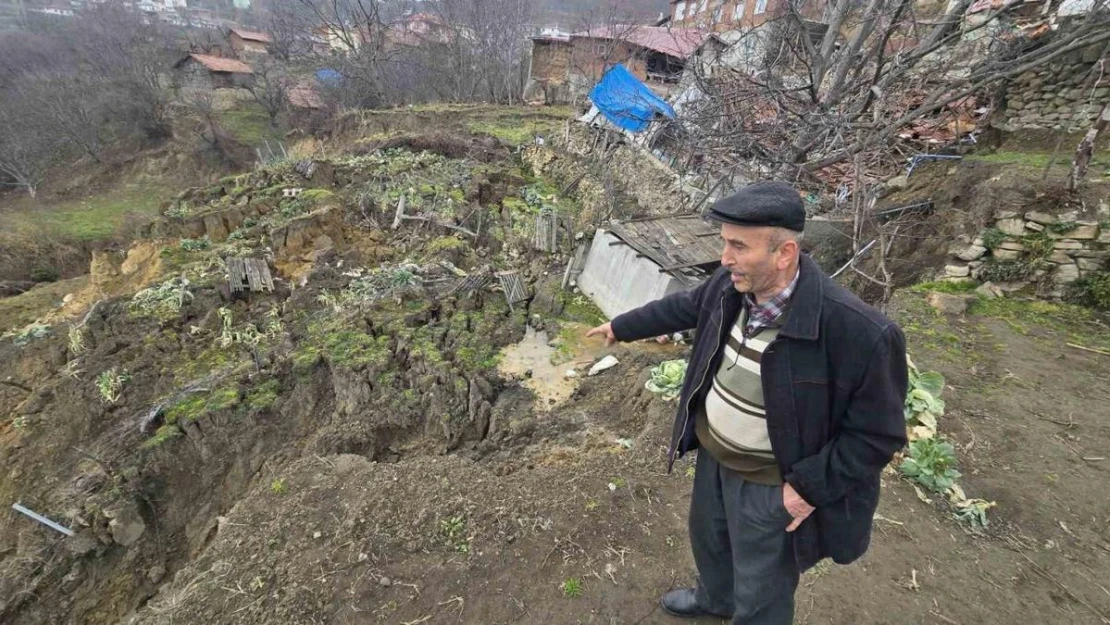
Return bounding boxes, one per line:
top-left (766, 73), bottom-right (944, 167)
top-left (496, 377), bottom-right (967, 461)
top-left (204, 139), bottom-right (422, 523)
top-left (611, 254), bottom-right (908, 571)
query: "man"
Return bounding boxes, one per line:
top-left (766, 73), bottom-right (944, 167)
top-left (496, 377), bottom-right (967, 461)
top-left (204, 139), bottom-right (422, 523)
top-left (587, 181), bottom-right (908, 624)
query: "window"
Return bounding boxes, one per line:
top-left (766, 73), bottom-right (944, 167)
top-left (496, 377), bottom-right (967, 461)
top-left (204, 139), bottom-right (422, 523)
top-left (596, 43), bottom-right (607, 54)
top-left (754, 0), bottom-right (768, 14)
top-left (733, 0), bottom-right (745, 20)
top-left (698, 0), bottom-right (708, 12)
top-left (712, 5), bottom-right (723, 23)
top-left (675, 1), bottom-right (686, 20)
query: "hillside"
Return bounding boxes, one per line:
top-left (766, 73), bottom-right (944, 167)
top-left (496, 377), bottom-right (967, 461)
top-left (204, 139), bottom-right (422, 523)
top-left (1, 105), bottom-right (1109, 625)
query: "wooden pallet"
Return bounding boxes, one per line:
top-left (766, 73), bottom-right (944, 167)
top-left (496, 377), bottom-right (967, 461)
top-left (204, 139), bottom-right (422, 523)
top-left (227, 257), bottom-right (274, 293)
top-left (497, 271), bottom-right (528, 310)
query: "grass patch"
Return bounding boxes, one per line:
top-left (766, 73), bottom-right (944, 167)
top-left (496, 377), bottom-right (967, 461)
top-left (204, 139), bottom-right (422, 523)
top-left (219, 103), bottom-right (284, 146)
top-left (163, 384), bottom-right (241, 424)
top-left (0, 183), bottom-right (171, 242)
top-left (292, 316), bottom-right (391, 372)
top-left (561, 294), bottom-right (606, 327)
top-left (965, 149), bottom-right (1110, 172)
top-left (142, 424), bottom-right (182, 449)
top-left (969, 296), bottom-right (1110, 350)
top-left (426, 236), bottom-right (468, 254)
top-left (244, 379), bottom-right (281, 411)
top-left (910, 280), bottom-right (978, 294)
top-left (0, 276), bottom-right (86, 334)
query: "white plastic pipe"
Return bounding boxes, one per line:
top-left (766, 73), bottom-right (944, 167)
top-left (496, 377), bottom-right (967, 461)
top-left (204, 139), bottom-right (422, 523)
top-left (11, 503), bottom-right (75, 537)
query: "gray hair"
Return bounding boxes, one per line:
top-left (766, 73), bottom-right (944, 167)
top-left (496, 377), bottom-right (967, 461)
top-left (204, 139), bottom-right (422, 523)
top-left (769, 227), bottom-right (804, 251)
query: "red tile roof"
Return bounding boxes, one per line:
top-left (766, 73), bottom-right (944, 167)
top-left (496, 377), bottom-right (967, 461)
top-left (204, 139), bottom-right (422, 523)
top-left (572, 26), bottom-right (706, 59)
top-left (183, 53), bottom-right (253, 74)
top-left (230, 27), bottom-right (273, 43)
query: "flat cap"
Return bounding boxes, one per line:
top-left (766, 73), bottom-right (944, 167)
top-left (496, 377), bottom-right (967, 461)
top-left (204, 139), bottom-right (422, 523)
top-left (705, 181), bottom-right (805, 232)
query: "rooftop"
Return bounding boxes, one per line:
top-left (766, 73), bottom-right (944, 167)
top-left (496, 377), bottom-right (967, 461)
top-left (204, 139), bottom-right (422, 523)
top-left (229, 27), bottom-right (273, 43)
top-left (571, 25), bottom-right (706, 59)
top-left (180, 53), bottom-right (253, 74)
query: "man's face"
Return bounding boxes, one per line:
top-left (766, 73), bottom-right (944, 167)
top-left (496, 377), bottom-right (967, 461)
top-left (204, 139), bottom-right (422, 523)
top-left (719, 223), bottom-right (782, 295)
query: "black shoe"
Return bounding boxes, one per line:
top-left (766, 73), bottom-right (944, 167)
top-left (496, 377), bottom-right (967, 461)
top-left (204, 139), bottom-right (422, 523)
top-left (660, 588), bottom-right (728, 619)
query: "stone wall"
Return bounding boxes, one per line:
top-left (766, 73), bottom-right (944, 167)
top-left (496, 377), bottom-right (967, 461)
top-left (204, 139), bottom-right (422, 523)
top-left (997, 41), bottom-right (1109, 131)
top-left (943, 207), bottom-right (1110, 297)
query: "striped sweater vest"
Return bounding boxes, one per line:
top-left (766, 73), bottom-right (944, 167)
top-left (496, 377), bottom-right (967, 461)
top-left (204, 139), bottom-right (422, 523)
top-left (694, 307), bottom-right (783, 484)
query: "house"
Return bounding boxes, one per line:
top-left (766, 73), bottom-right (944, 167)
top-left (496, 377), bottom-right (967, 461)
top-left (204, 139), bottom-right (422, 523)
top-left (525, 25), bottom-right (706, 104)
top-left (526, 34), bottom-right (573, 104)
top-left (311, 24), bottom-right (363, 54)
top-left (386, 12), bottom-right (454, 48)
top-left (668, 0), bottom-right (827, 32)
top-left (228, 27), bottom-right (272, 57)
top-left (173, 53), bottom-right (253, 91)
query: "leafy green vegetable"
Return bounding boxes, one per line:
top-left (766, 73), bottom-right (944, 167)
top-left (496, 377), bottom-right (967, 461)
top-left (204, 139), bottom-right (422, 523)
top-left (905, 356), bottom-right (945, 440)
top-left (900, 438), bottom-right (961, 493)
top-left (645, 359), bottom-right (688, 401)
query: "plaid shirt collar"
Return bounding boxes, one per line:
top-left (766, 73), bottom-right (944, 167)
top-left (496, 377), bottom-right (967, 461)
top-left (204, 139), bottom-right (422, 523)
top-left (744, 269), bottom-right (800, 335)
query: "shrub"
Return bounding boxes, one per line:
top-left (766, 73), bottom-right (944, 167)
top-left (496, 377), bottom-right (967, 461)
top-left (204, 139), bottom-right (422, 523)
top-left (131, 276), bottom-right (193, 320)
top-left (180, 237), bottom-right (211, 252)
top-left (96, 367), bottom-right (131, 404)
top-left (1064, 271), bottom-right (1110, 310)
top-left (980, 228), bottom-right (1006, 250)
top-left (29, 266), bottom-right (60, 282)
top-left (979, 259), bottom-right (1035, 283)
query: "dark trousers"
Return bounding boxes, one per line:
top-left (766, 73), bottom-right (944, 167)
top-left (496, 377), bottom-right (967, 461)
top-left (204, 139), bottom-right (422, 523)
top-left (690, 450), bottom-right (800, 625)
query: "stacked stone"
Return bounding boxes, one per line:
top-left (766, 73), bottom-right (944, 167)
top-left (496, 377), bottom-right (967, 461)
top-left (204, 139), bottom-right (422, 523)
top-left (944, 208), bottom-right (1109, 296)
top-left (1000, 44), bottom-right (1110, 131)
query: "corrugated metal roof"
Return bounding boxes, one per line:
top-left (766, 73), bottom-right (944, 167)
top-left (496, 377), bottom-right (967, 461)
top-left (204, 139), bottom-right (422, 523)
top-left (230, 27), bottom-right (273, 43)
top-left (607, 214), bottom-right (721, 272)
top-left (182, 53), bottom-right (253, 74)
top-left (573, 26), bottom-right (706, 59)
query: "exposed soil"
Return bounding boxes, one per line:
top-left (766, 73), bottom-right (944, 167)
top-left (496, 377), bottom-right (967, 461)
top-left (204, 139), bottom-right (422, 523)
top-left (2, 108), bottom-right (1109, 625)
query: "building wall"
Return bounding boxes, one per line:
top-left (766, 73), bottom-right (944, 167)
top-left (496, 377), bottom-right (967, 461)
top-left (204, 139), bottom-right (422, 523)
top-left (570, 37), bottom-right (648, 85)
top-left (670, 0), bottom-right (825, 32)
top-left (525, 39), bottom-right (573, 104)
top-left (230, 34), bottom-right (268, 57)
top-left (578, 230), bottom-right (689, 320)
top-left (530, 40), bottom-right (572, 85)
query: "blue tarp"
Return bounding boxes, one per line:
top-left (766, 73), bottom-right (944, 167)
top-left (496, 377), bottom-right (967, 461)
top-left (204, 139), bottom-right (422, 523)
top-left (315, 68), bottom-right (343, 85)
top-left (588, 65), bottom-right (675, 133)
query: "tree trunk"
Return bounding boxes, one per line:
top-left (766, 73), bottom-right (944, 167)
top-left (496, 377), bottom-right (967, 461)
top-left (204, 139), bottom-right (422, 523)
top-left (1068, 100), bottom-right (1110, 192)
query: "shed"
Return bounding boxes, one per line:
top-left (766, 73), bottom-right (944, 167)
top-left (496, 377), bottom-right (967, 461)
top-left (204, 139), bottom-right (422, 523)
top-left (173, 53), bottom-right (253, 91)
top-left (577, 215), bottom-right (720, 319)
top-left (229, 27), bottom-right (272, 57)
top-left (576, 213), bottom-right (857, 319)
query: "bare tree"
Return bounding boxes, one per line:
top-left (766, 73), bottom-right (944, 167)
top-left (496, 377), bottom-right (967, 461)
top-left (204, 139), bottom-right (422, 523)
top-left (0, 91), bottom-right (66, 198)
top-left (246, 59), bottom-right (291, 127)
top-left (674, 0), bottom-right (1110, 187)
top-left (16, 71), bottom-right (111, 163)
top-left (436, 0), bottom-right (536, 104)
top-left (1068, 100), bottom-right (1110, 191)
top-left (293, 0), bottom-right (396, 107)
top-left (74, 4), bottom-right (179, 140)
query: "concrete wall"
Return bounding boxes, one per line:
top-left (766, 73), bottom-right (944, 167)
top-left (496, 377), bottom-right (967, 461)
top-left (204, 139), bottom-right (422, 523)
top-left (577, 230), bottom-right (689, 320)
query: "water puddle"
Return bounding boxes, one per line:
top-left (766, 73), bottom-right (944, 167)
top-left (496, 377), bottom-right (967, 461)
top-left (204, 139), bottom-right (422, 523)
top-left (498, 324), bottom-right (685, 411)
top-left (498, 326), bottom-right (587, 409)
